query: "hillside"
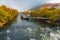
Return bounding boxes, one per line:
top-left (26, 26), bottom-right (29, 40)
top-left (30, 3), bottom-right (59, 10)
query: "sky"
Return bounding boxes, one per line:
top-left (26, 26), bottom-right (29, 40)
top-left (0, 0), bottom-right (60, 12)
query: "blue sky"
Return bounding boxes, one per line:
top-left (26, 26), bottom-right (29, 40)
top-left (0, 0), bottom-right (60, 12)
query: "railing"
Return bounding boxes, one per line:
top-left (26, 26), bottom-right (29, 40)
top-left (30, 17), bottom-right (50, 20)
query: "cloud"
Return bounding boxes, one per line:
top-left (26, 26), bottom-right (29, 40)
top-left (0, 0), bottom-right (23, 11)
top-left (0, 0), bottom-right (60, 12)
top-left (47, 0), bottom-right (60, 3)
top-left (0, 0), bottom-right (46, 12)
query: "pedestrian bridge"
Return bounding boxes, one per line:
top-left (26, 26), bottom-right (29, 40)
top-left (29, 17), bottom-right (50, 20)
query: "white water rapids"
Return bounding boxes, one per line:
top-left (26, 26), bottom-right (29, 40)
top-left (0, 14), bottom-right (60, 40)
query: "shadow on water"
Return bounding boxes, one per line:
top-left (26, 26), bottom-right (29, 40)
top-left (0, 15), bottom-right (17, 31)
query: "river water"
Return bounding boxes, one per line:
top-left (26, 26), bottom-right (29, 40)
top-left (0, 14), bottom-right (60, 40)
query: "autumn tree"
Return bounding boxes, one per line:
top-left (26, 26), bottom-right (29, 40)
top-left (0, 5), bottom-right (19, 26)
top-left (30, 6), bottom-right (60, 22)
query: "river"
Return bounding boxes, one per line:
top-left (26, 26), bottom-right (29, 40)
top-left (0, 14), bottom-right (60, 40)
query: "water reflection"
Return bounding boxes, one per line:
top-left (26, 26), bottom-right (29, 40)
top-left (0, 14), bottom-right (60, 40)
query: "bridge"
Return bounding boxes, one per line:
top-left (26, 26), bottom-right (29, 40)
top-left (27, 17), bottom-right (51, 22)
top-left (30, 17), bottom-right (50, 19)
top-left (28, 17), bottom-right (50, 20)
top-left (20, 14), bottom-right (51, 22)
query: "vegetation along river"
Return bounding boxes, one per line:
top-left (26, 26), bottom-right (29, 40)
top-left (0, 14), bottom-right (60, 40)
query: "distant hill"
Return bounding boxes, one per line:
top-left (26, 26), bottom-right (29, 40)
top-left (30, 3), bottom-right (60, 10)
top-left (55, 3), bottom-right (60, 9)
